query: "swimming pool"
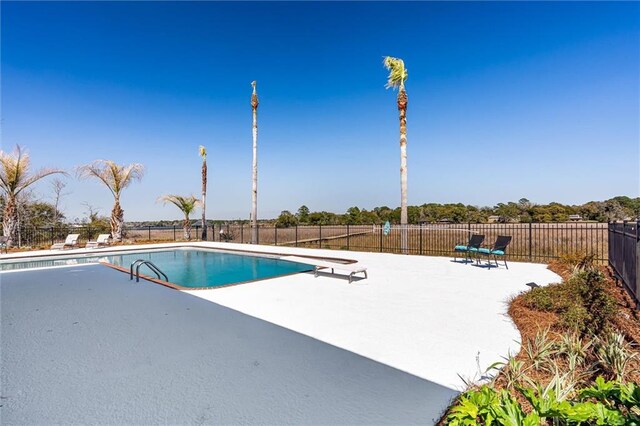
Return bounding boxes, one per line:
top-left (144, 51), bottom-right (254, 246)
top-left (0, 248), bottom-right (314, 288)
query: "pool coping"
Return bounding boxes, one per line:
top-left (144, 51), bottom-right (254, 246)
top-left (0, 243), bottom-right (357, 263)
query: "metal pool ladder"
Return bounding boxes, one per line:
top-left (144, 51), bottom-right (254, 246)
top-left (130, 259), bottom-right (169, 283)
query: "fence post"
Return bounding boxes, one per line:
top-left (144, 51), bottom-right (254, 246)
top-left (419, 223), bottom-right (423, 255)
top-left (240, 224), bottom-right (243, 243)
top-left (346, 224), bottom-right (350, 251)
top-left (319, 225), bottom-right (322, 249)
top-left (173, 225), bottom-right (176, 241)
top-left (274, 227), bottom-right (278, 246)
top-left (622, 220), bottom-right (627, 284)
top-left (379, 224), bottom-right (383, 252)
top-left (195, 225), bottom-right (199, 241)
top-left (636, 221), bottom-right (640, 309)
top-left (529, 222), bottom-right (533, 262)
top-left (629, 220), bottom-right (640, 309)
top-left (50, 227), bottom-right (55, 246)
top-left (295, 225), bottom-right (298, 247)
top-left (257, 224), bottom-right (259, 244)
top-left (148, 225), bottom-right (151, 241)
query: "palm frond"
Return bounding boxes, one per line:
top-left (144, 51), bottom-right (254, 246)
top-left (199, 145), bottom-right (207, 159)
top-left (158, 194), bottom-right (200, 216)
top-left (0, 145), bottom-right (66, 196)
top-left (383, 56), bottom-right (408, 90)
top-left (77, 160), bottom-right (144, 198)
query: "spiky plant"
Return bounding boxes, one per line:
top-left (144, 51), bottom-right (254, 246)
top-left (596, 332), bottom-right (638, 382)
top-left (487, 354), bottom-right (533, 391)
top-left (537, 362), bottom-right (580, 403)
top-left (199, 145), bottom-right (207, 240)
top-left (383, 56), bottom-right (409, 253)
top-left (77, 160), bottom-right (144, 242)
top-left (0, 146), bottom-right (66, 247)
top-left (524, 327), bottom-right (558, 373)
top-left (559, 332), bottom-right (594, 372)
top-left (251, 80), bottom-right (259, 244)
top-left (158, 195), bottom-right (200, 240)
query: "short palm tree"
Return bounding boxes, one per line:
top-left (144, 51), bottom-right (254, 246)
top-left (199, 145), bottom-right (207, 240)
top-left (0, 146), bottom-right (66, 247)
top-left (251, 80), bottom-right (259, 244)
top-left (158, 195), bottom-right (200, 240)
top-left (383, 56), bottom-right (409, 253)
top-left (77, 160), bottom-right (144, 242)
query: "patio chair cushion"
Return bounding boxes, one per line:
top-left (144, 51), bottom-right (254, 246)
top-left (454, 245), bottom-right (468, 251)
top-left (478, 248), bottom-right (505, 256)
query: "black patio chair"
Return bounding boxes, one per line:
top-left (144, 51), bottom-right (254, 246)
top-left (477, 235), bottom-right (512, 269)
top-left (453, 234), bottom-right (485, 263)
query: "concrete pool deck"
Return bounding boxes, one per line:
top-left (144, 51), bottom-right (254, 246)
top-left (0, 243), bottom-right (560, 424)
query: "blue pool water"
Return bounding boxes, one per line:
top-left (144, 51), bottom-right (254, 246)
top-left (0, 248), bottom-right (314, 288)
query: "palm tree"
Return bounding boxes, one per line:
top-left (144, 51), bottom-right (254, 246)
top-left (383, 56), bottom-right (409, 253)
top-left (0, 145), bottom-right (66, 247)
top-left (199, 145), bottom-right (207, 240)
top-left (251, 80), bottom-right (259, 244)
top-left (158, 195), bottom-right (200, 240)
top-left (77, 160), bottom-right (144, 242)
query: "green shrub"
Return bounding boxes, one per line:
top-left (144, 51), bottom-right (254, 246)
top-left (523, 269), bottom-right (616, 335)
top-left (446, 378), bottom-right (640, 425)
top-left (573, 270), bottom-right (617, 335)
top-left (561, 304), bottom-right (590, 332)
top-left (525, 285), bottom-right (562, 311)
top-left (446, 386), bottom-right (540, 426)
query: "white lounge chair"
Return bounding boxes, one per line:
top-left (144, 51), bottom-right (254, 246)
top-left (281, 256), bottom-right (368, 283)
top-left (0, 236), bottom-right (8, 253)
top-left (50, 234), bottom-right (80, 250)
top-left (85, 234), bottom-right (111, 249)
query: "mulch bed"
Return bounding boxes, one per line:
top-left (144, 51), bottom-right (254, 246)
top-left (436, 260), bottom-right (640, 424)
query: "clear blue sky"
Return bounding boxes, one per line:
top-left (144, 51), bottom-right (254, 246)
top-left (2, 1), bottom-right (638, 221)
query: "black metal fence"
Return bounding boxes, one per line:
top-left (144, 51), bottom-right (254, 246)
top-left (13, 222), bottom-right (608, 264)
top-left (608, 221), bottom-right (639, 307)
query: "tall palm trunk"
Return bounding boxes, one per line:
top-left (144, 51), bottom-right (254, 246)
top-left (398, 88), bottom-right (408, 253)
top-left (3, 196), bottom-right (19, 246)
top-left (201, 158), bottom-right (207, 240)
top-left (251, 81), bottom-right (259, 244)
top-left (184, 216), bottom-right (192, 240)
top-left (111, 199), bottom-right (125, 242)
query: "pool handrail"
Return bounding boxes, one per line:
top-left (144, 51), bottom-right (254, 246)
top-left (130, 259), bottom-right (169, 282)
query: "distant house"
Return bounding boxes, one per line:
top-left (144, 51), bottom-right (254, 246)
top-left (488, 215), bottom-right (520, 223)
top-left (437, 218), bottom-right (453, 224)
top-left (488, 215), bottom-right (501, 223)
top-left (568, 214), bottom-right (582, 221)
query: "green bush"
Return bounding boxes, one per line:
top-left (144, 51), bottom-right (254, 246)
top-left (523, 269), bottom-right (616, 335)
top-left (561, 304), bottom-right (590, 332)
top-left (573, 270), bottom-right (617, 335)
top-left (525, 285), bottom-right (562, 311)
top-left (446, 378), bottom-right (640, 425)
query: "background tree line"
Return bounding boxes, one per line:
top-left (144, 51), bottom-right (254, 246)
top-left (273, 196), bottom-right (640, 227)
top-left (3, 195), bottom-right (639, 231)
